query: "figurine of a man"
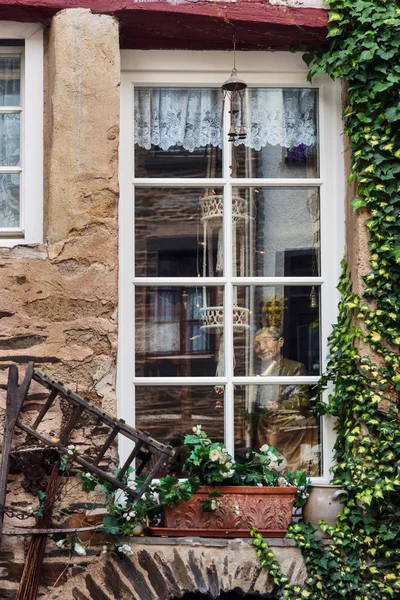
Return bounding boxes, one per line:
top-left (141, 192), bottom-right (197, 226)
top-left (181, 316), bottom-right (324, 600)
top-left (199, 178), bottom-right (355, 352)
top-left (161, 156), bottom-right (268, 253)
top-left (253, 326), bottom-right (319, 473)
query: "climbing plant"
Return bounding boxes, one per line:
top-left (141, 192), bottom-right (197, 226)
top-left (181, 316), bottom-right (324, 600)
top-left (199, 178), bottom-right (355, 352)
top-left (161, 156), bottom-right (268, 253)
top-left (252, 1), bottom-right (400, 598)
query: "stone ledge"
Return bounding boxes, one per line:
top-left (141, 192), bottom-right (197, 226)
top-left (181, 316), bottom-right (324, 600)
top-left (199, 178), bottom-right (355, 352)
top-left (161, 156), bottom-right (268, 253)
top-left (130, 535), bottom-right (298, 547)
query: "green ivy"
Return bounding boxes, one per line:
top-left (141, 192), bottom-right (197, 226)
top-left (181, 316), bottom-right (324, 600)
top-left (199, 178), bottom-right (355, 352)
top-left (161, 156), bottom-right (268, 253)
top-left (252, 1), bottom-right (400, 598)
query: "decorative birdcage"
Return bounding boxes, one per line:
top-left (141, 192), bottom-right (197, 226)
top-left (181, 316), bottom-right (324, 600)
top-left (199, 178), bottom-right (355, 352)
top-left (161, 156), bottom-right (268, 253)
top-left (199, 305), bottom-right (250, 332)
top-left (199, 192), bottom-right (249, 329)
top-left (198, 191), bottom-right (250, 391)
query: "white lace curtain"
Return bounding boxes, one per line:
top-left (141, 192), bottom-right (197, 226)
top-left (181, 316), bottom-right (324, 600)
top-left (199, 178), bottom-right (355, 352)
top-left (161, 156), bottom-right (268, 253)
top-left (134, 87), bottom-right (317, 152)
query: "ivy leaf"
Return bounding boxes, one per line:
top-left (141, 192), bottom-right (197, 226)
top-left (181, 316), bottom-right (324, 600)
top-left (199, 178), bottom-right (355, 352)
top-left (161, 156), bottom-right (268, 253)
top-left (351, 197), bottom-right (365, 211)
top-left (385, 106), bottom-right (400, 123)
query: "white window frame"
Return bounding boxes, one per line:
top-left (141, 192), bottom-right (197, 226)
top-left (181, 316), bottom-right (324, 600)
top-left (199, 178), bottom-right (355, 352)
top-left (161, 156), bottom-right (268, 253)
top-left (119, 50), bottom-right (345, 483)
top-left (0, 22), bottom-right (43, 247)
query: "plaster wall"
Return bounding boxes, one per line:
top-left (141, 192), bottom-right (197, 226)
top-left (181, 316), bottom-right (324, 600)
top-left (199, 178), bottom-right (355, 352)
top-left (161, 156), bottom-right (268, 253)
top-left (0, 9), bottom-right (120, 598)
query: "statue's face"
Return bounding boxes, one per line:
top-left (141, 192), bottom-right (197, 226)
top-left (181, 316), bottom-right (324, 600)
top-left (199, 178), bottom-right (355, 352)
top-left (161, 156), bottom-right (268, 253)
top-left (254, 332), bottom-right (284, 364)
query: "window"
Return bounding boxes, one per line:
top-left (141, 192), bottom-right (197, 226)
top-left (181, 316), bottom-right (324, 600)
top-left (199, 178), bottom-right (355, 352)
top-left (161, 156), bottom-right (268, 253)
top-left (0, 23), bottom-right (43, 246)
top-left (119, 51), bottom-right (344, 481)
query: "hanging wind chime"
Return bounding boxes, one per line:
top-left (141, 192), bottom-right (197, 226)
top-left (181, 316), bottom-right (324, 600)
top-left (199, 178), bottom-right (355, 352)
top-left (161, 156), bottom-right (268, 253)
top-left (221, 38), bottom-right (247, 143)
top-left (199, 40), bottom-right (250, 395)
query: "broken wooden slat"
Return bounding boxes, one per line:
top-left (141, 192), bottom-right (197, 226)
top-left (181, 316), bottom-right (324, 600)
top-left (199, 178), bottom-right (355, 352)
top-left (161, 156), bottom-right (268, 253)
top-left (0, 363), bottom-right (34, 547)
top-left (138, 453), bottom-right (169, 495)
top-left (117, 440), bottom-right (146, 482)
top-left (60, 405), bottom-right (85, 444)
top-left (92, 425), bottom-right (120, 466)
top-left (31, 389), bottom-right (58, 429)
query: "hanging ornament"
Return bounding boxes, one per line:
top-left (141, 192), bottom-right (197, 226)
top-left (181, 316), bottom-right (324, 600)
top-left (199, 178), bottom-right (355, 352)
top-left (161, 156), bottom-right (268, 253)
top-left (222, 38), bottom-right (247, 143)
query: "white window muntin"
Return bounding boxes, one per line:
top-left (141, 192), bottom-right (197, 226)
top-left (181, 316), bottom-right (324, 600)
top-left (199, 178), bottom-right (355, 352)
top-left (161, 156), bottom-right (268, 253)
top-left (0, 23), bottom-right (43, 246)
top-left (119, 51), bottom-right (344, 481)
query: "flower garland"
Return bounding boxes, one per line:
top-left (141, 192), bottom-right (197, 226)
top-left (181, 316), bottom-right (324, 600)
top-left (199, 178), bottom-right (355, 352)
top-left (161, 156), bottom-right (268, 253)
top-left (252, 1), bottom-right (400, 597)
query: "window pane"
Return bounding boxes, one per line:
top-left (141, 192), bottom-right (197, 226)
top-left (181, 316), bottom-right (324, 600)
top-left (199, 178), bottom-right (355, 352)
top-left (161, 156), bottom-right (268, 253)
top-left (0, 55), bottom-right (20, 106)
top-left (234, 385), bottom-right (321, 475)
top-left (233, 285), bottom-right (320, 376)
top-left (135, 286), bottom-right (224, 377)
top-left (231, 88), bottom-right (318, 178)
top-left (232, 187), bottom-right (320, 277)
top-left (0, 113), bottom-right (20, 166)
top-left (134, 87), bottom-right (223, 178)
top-left (135, 187), bottom-right (223, 277)
top-left (0, 172), bottom-right (19, 228)
top-left (136, 385), bottom-right (225, 475)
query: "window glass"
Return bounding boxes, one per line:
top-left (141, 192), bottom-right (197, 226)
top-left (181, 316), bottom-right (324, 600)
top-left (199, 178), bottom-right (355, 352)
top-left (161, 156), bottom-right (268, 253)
top-left (135, 187), bottom-right (223, 277)
top-left (234, 385), bottom-right (321, 476)
top-left (136, 385), bottom-right (225, 476)
top-left (0, 172), bottom-right (19, 227)
top-left (0, 56), bottom-right (21, 229)
top-left (134, 87), bottom-right (223, 178)
top-left (232, 187), bottom-right (320, 277)
top-left (0, 55), bottom-right (20, 106)
top-left (135, 286), bottom-right (224, 377)
top-left (231, 88), bottom-right (318, 178)
top-left (233, 285), bottom-right (320, 376)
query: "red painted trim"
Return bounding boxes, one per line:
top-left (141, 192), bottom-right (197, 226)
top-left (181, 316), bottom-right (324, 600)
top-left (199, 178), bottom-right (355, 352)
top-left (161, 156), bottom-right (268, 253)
top-left (0, 0), bottom-right (328, 50)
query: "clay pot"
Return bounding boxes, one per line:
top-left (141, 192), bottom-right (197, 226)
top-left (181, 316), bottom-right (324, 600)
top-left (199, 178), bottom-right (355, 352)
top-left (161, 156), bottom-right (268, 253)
top-left (152, 485), bottom-right (297, 538)
top-left (303, 484), bottom-right (348, 538)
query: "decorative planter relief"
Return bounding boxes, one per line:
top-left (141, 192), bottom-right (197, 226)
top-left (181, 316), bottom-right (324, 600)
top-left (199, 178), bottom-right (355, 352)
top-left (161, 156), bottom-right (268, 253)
top-left (152, 486), bottom-right (297, 538)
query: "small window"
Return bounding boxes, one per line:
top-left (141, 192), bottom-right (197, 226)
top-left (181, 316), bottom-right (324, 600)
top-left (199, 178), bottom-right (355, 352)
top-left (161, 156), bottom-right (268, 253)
top-left (0, 25), bottom-right (43, 246)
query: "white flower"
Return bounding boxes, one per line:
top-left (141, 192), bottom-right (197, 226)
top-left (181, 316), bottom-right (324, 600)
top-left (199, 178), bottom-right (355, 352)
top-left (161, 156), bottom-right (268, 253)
top-left (56, 539), bottom-right (67, 548)
top-left (278, 477), bottom-right (288, 487)
top-left (232, 504), bottom-right (240, 515)
top-left (118, 543), bottom-right (133, 556)
top-left (102, 545), bottom-right (108, 554)
top-left (129, 510), bottom-right (136, 518)
top-left (27, 506), bottom-right (34, 515)
top-left (209, 449), bottom-right (220, 462)
top-left (126, 515), bottom-right (131, 521)
top-left (260, 444), bottom-right (269, 453)
top-left (74, 543), bottom-right (87, 556)
top-left (67, 444), bottom-right (75, 450)
top-left (219, 453), bottom-right (227, 465)
top-left (210, 499), bottom-right (222, 511)
top-left (192, 425), bottom-right (202, 435)
top-left (256, 483), bottom-right (263, 487)
top-left (85, 472), bottom-right (92, 478)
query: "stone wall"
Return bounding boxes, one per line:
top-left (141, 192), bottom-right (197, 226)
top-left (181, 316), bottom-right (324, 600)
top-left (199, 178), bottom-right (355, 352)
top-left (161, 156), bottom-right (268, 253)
top-left (0, 8), bottom-right (120, 598)
top-left (46, 537), bottom-right (306, 600)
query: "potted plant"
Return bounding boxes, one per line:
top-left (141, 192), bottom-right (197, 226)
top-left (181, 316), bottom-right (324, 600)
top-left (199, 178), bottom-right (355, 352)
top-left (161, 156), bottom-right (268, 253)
top-left (150, 426), bottom-right (309, 538)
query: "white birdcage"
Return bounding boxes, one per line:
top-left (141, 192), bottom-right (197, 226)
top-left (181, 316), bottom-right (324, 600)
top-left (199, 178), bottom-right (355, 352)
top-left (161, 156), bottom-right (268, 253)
top-left (198, 192), bottom-right (250, 389)
top-left (199, 193), bottom-right (249, 330)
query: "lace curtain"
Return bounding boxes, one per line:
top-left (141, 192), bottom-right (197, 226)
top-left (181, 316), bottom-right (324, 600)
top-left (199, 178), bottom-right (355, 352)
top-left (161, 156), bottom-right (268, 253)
top-left (0, 56), bottom-right (21, 228)
top-left (134, 87), bottom-right (317, 152)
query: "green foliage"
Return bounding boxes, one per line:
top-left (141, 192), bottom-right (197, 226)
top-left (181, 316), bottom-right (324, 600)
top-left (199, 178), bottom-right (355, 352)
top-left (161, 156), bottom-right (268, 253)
top-left (157, 474), bottom-right (201, 508)
top-left (155, 428), bottom-right (309, 514)
top-left (251, 1), bottom-right (400, 598)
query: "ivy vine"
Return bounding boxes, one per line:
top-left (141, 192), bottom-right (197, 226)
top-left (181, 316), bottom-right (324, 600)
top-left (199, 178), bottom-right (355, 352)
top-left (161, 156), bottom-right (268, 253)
top-left (252, 1), bottom-right (400, 598)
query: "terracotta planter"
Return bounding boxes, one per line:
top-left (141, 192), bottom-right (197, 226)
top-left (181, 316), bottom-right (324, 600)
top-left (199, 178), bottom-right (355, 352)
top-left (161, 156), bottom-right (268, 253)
top-left (303, 484), bottom-right (348, 538)
top-left (152, 485), bottom-right (297, 538)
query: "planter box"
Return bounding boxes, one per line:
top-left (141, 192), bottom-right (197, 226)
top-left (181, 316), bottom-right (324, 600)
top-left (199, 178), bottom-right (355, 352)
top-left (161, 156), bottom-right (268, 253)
top-left (151, 485), bottom-right (297, 538)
